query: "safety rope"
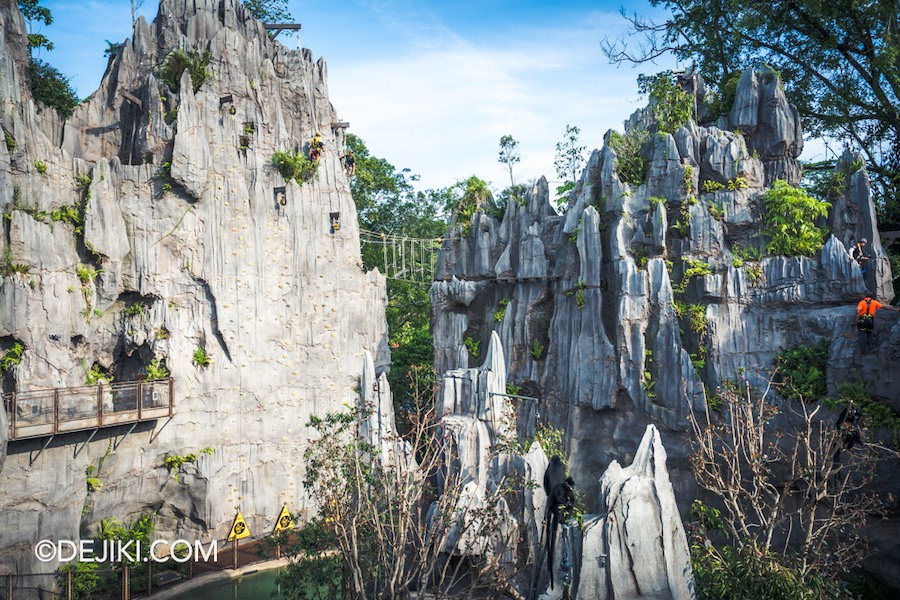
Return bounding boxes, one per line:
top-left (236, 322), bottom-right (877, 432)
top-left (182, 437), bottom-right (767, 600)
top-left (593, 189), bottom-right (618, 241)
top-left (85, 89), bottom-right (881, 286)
top-left (359, 228), bottom-right (454, 284)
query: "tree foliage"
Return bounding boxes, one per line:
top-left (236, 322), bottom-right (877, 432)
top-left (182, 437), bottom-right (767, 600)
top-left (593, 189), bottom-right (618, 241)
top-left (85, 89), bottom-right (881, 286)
top-left (295, 387), bottom-right (522, 598)
top-left (158, 48), bottom-right (211, 94)
top-left (689, 379), bottom-right (887, 584)
top-left (18, 0), bottom-right (53, 53)
top-left (347, 134), bottom-right (448, 417)
top-left (28, 57), bottom-right (78, 118)
top-left (603, 0), bottom-right (900, 220)
top-left (638, 71), bottom-right (694, 134)
top-left (607, 127), bottom-right (649, 186)
top-left (242, 0), bottom-right (295, 35)
top-left (554, 124), bottom-right (586, 207)
top-left (17, 1), bottom-right (79, 119)
top-left (761, 180), bottom-right (830, 256)
top-left (498, 134), bottom-right (520, 187)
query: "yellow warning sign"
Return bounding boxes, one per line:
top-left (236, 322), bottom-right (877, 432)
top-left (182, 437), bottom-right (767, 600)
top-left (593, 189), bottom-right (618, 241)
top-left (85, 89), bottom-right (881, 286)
top-left (274, 505), bottom-right (294, 533)
top-left (227, 511), bottom-right (251, 541)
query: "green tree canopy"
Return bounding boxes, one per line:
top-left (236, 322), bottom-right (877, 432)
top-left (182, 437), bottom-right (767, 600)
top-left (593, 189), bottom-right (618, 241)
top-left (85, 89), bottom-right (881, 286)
top-left (554, 124), bottom-right (586, 207)
top-left (603, 0), bottom-right (900, 221)
top-left (242, 0), bottom-right (294, 34)
top-left (347, 134), bottom-right (448, 423)
top-left (18, 0), bottom-right (53, 53)
top-left (498, 134), bottom-right (520, 187)
top-left (17, 1), bottom-right (79, 118)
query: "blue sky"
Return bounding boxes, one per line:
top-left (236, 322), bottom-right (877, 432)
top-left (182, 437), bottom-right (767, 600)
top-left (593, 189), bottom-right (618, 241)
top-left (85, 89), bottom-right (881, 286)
top-left (34, 1), bottom-right (826, 193)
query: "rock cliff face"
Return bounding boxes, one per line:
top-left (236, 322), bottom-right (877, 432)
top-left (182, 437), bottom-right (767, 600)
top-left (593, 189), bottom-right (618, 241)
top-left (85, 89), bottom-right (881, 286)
top-left (431, 68), bottom-right (899, 576)
top-left (0, 0), bottom-right (387, 573)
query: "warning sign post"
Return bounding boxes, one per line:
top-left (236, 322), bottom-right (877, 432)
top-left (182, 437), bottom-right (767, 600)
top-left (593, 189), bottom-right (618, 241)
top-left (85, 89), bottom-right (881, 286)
top-left (228, 511), bottom-right (251, 570)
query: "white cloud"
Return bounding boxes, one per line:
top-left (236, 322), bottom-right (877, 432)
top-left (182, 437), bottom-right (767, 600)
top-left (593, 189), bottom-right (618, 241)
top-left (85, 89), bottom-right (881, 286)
top-left (326, 12), bottom-right (663, 192)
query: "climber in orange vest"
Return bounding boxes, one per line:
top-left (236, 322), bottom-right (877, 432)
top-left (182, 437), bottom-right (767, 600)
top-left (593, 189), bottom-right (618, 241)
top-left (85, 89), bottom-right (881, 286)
top-left (855, 295), bottom-right (898, 354)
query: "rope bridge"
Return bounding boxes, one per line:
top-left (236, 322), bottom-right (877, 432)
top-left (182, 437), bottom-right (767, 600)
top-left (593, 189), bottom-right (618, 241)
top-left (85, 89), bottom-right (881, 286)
top-left (359, 229), bottom-right (451, 284)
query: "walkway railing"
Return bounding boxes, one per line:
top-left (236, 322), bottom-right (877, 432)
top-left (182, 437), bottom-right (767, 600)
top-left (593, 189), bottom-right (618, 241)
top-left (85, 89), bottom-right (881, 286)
top-left (4, 379), bottom-right (175, 442)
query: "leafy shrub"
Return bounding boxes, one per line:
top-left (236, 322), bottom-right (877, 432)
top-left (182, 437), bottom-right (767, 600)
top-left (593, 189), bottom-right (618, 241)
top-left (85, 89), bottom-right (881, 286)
top-left (493, 298), bottom-right (510, 322)
top-left (686, 303), bottom-right (708, 336)
top-left (452, 176), bottom-right (494, 235)
top-left (774, 341), bottom-right (829, 402)
top-left (28, 57), bottom-right (79, 118)
top-left (637, 72), bottom-right (693, 134)
top-left (84, 361), bottom-right (113, 385)
top-left (531, 424), bottom-right (565, 461)
top-left (272, 150), bottom-right (318, 184)
top-left (674, 258), bottom-right (713, 294)
top-left (707, 71), bottom-right (742, 119)
top-left (463, 336), bottom-right (479, 359)
top-left (762, 180), bottom-right (830, 257)
top-left (0, 342), bottom-right (24, 373)
top-left (145, 357), bottom-right (169, 381)
top-left (192, 346), bottom-right (213, 367)
top-left (530, 338), bottom-right (544, 360)
top-left (691, 540), bottom-right (830, 600)
top-left (34, 160), bottom-right (47, 174)
top-left (703, 180), bottom-right (725, 193)
top-left (57, 561), bottom-right (101, 599)
top-left (159, 48), bottom-right (211, 94)
top-left (608, 128), bottom-right (649, 186)
top-left (123, 302), bottom-right (145, 318)
top-left (51, 204), bottom-right (81, 230)
top-left (76, 263), bottom-right (98, 284)
top-left (3, 130), bottom-right (16, 153)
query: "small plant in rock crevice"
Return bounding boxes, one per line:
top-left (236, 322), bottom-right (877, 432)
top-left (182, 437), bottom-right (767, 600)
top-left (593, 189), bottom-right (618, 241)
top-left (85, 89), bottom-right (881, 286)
top-left (192, 346), bottom-right (213, 367)
top-left (493, 298), bottom-right (511, 323)
top-left (164, 447), bottom-right (214, 482)
top-left (463, 336), bottom-right (480, 359)
top-left (0, 342), bottom-right (24, 373)
top-left (272, 150), bottom-right (318, 184)
top-left (145, 357), bottom-right (169, 381)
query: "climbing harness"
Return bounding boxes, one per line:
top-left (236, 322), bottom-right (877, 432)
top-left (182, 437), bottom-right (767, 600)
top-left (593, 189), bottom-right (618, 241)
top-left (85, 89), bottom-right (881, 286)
top-left (857, 298), bottom-right (875, 331)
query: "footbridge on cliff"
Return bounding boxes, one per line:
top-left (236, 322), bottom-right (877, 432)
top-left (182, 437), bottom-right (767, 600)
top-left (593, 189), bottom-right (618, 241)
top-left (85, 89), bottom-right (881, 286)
top-left (4, 378), bottom-right (174, 459)
top-left (359, 228), bottom-right (449, 284)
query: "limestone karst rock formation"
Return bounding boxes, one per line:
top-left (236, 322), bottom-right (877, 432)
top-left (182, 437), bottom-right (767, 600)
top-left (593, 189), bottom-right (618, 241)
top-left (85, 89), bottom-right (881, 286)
top-left (533, 425), bottom-right (693, 600)
top-left (576, 424), bottom-right (694, 600)
top-left (432, 67), bottom-right (899, 581)
top-left (0, 0), bottom-right (387, 573)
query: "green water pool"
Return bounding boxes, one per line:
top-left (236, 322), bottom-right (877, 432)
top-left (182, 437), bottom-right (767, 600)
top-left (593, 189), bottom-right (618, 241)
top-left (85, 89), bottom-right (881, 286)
top-left (169, 568), bottom-right (282, 599)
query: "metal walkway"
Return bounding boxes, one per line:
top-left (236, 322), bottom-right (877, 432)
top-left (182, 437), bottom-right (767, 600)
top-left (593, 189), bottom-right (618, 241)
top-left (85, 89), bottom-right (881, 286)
top-left (5, 378), bottom-right (174, 442)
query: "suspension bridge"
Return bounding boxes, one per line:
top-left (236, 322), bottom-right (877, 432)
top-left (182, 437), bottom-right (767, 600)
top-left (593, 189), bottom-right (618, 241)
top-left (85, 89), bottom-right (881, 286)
top-left (359, 228), bottom-right (452, 284)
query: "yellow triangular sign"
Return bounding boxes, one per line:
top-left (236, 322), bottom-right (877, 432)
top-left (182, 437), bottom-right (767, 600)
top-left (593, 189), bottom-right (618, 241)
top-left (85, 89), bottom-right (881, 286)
top-left (273, 505), bottom-right (294, 533)
top-left (227, 511), bottom-right (251, 541)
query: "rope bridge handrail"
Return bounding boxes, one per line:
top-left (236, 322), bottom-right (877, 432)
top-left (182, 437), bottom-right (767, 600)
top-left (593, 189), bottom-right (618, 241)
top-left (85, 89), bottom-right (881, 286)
top-left (359, 228), bottom-right (455, 284)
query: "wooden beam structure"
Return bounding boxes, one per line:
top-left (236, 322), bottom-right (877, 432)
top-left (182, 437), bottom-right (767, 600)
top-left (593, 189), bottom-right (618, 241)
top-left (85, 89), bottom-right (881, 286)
top-left (264, 23), bottom-right (302, 38)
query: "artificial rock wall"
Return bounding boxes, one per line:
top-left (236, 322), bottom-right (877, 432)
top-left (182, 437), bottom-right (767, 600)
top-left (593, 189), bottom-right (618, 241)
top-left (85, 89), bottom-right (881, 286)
top-left (0, 0), bottom-right (387, 573)
top-left (431, 68), bottom-right (900, 578)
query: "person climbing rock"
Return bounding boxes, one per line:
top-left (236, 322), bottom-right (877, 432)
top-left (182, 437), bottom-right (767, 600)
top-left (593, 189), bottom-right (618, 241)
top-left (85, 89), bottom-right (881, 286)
top-left (855, 295), bottom-right (898, 354)
top-left (849, 238), bottom-right (869, 274)
top-left (309, 132), bottom-right (324, 162)
top-left (342, 150), bottom-right (355, 177)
